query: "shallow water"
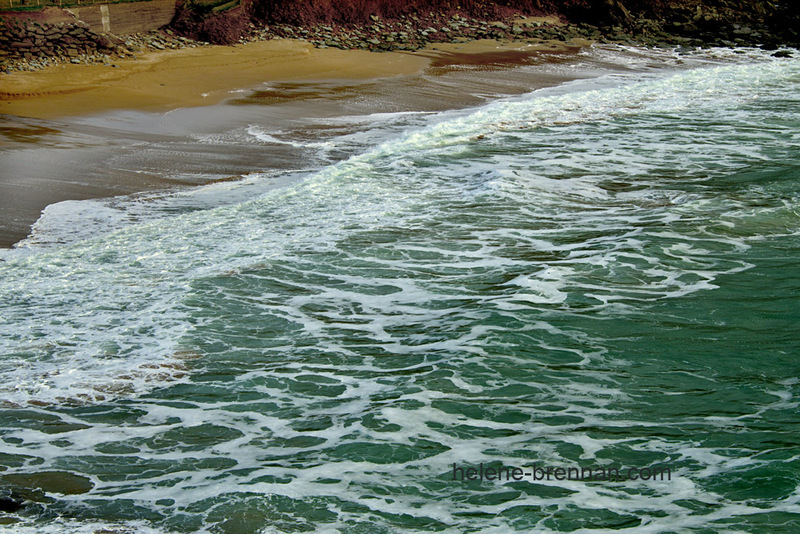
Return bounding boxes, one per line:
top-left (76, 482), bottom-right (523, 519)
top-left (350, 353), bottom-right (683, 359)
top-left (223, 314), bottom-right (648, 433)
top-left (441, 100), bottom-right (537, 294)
top-left (0, 46), bottom-right (799, 533)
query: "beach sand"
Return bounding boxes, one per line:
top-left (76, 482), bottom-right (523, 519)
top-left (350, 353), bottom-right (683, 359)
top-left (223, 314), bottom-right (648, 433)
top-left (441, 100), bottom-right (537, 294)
top-left (0, 39), bottom-right (431, 119)
top-left (0, 37), bottom-right (585, 119)
top-left (0, 37), bottom-right (588, 248)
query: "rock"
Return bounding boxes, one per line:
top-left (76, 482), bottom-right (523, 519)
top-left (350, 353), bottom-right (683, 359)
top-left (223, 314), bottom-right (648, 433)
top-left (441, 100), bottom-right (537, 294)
top-left (772, 50), bottom-right (793, 58)
top-left (0, 497), bottom-right (23, 513)
top-left (94, 35), bottom-right (115, 49)
top-left (2, 472), bottom-right (93, 495)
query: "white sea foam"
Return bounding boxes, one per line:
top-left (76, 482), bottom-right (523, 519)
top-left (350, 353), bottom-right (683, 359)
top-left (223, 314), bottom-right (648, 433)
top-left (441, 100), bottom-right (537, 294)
top-left (1, 50), bottom-right (798, 533)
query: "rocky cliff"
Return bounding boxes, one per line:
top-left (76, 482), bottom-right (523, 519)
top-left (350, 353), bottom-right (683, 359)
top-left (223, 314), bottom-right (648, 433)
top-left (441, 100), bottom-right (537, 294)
top-left (173, 0), bottom-right (798, 48)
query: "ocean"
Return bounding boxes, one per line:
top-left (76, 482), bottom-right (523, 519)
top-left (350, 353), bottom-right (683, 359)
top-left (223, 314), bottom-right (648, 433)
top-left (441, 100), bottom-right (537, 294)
top-left (0, 45), bottom-right (798, 533)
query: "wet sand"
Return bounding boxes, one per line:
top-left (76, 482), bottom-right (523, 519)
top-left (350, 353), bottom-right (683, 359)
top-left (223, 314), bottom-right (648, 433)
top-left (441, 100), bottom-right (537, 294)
top-left (0, 38), bottom-right (589, 248)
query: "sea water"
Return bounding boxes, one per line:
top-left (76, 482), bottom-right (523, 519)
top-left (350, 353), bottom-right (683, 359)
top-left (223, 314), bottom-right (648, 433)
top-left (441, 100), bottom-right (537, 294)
top-left (0, 46), bottom-right (798, 533)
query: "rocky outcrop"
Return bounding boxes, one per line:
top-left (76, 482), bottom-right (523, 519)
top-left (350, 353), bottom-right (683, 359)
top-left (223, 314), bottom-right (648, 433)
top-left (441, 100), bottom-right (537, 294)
top-left (256, 14), bottom-right (594, 52)
top-left (167, 0), bottom-right (799, 48)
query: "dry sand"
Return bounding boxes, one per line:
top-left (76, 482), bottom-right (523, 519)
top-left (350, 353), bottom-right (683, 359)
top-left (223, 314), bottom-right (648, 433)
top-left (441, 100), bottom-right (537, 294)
top-left (0, 39), bottom-right (430, 118)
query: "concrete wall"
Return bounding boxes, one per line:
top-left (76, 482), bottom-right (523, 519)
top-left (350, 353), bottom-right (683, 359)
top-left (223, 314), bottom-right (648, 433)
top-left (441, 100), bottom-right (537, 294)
top-left (68, 0), bottom-right (176, 35)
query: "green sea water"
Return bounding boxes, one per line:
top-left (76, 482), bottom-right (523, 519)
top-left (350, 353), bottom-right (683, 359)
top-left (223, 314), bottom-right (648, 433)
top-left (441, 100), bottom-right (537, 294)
top-left (0, 48), bottom-right (798, 533)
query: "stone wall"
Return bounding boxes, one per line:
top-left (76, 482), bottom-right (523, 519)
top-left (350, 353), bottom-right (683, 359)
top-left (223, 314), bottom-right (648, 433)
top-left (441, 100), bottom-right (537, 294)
top-left (68, 0), bottom-right (177, 36)
top-left (0, 18), bottom-right (118, 62)
top-left (0, 0), bottom-right (176, 66)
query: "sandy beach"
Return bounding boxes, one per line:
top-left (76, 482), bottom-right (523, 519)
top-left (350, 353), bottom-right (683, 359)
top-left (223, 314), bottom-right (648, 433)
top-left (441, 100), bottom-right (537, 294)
top-left (0, 37), bottom-right (583, 119)
top-left (0, 39), bottom-right (430, 118)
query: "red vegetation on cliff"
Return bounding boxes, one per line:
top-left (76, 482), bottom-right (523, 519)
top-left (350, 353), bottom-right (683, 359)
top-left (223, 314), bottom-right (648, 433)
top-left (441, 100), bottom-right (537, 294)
top-left (169, 0), bottom-right (798, 47)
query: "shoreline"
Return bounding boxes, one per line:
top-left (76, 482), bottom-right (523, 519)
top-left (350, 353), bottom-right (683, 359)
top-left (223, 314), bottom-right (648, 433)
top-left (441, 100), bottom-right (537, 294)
top-left (0, 38), bottom-right (587, 248)
top-left (2, 1), bottom-right (796, 119)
